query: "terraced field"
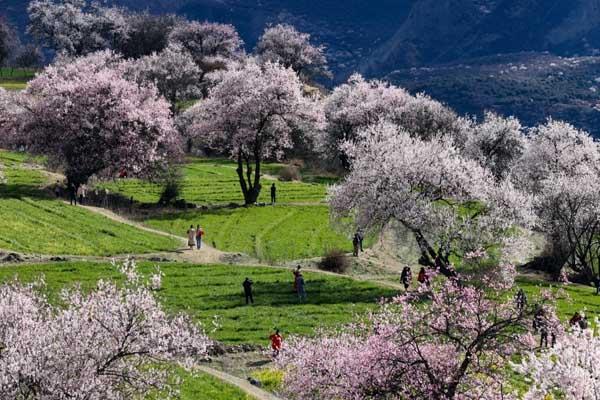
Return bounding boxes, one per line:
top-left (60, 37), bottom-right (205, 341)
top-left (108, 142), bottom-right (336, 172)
top-left (0, 262), bottom-right (397, 344)
top-left (146, 205), bottom-right (360, 262)
top-left (0, 150), bottom-right (179, 255)
top-left (101, 158), bottom-right (329, 205)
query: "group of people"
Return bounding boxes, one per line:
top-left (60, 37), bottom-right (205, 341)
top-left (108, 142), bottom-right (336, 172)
top-left (186, 225), bottom-right (205, 250)
top-left (54, 180), bottom-right (87, 206)
top-left (400, 266), bottom-right (430, 290)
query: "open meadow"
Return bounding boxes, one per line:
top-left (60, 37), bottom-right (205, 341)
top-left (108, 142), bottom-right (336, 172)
top-left (0, 150), bottom-right (179, 255)
top-left (0, 261), bottom-right (397, 344)
top-left (100, 158), bottom-right (330, 205)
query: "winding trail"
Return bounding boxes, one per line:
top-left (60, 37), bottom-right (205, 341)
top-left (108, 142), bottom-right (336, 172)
top-left (197, 365), bottom-right (283, 400)
top-left (74, 203), bottom-right (230, 264)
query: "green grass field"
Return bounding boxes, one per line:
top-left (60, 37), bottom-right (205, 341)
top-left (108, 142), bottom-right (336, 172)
top-left (0, 150), bottom-right (179, 255)
top-left (100, 158), bottom-right (329, 205)
top-left (145, 205), bottom-right (361, 261)
top-left (178, 371), bottom-right (253, 400)
top-left (0, 68), bottom-right (35, 91)
top-left (516, 276), bottom-right (600, 322)
top-left (0, 261), bottom-right (397, 344)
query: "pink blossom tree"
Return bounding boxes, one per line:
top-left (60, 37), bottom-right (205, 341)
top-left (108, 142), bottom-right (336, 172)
top-left (278, 264), bottom-right (553, 400)
top-left (256, 23), bottom-right (331, 82)
top-left (330, 121), bottom-right (531, 277)
top-left (6, 51), bottom-right (181, 189)
top-left (0, 259), bottom-right (211, 399)
top-left (515, 328), bottom-right (600, 400)
top-left (182, 59), bottom-right (323, 205)
top-left (323, 74), bottom-right (464, 168)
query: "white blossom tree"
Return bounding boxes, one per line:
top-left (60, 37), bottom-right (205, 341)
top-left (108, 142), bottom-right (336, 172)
top-left (168, 20), bottom-right (243, 91)
top-left (516, 329), bottom-right (600, 399)
top-left (461, 112), bottom-right (526, 181)
top-left (28, 0), bottom-right (129, 56)
top-left (182, 59), bottom-right (323, 205)
top-left (256, 23), bottom-right (330, 82)
top-left (127, 43), bottom-right (202, 109)
top-left (513, 120), bottom-right (600, 280)
top-left (330, 121), bottom-right (532, 276)
top-left (323, 74), bottom-right (464, 168)
top-left (0, 259), bottom-right (211, 399)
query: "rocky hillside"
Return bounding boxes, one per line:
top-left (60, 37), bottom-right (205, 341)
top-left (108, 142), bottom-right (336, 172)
top-left (389, 53), bottom-right (600, 134)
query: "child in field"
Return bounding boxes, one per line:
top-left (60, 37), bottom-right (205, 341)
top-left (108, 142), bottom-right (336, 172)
top-left (187, 225), bottom-right (196, 250)
top-left (269, 329), bottom-right (283, 357)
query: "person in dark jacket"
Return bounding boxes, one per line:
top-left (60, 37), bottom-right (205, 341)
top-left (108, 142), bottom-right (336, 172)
top-left (243, 277), bottom-right (254, 305)
top-left (270, 183), bottom-right (277, 204)
top-left (400, 266), bottom-right (412, 290)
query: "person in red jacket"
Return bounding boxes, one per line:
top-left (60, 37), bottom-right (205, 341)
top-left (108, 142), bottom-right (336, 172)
top-left (269, 329), bottom-right (283, 357)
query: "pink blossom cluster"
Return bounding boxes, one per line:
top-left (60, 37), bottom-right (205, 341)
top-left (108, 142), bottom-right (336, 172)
top-left (277, 265), bottom-right (547, 400)
top-left (0, 259), bottom-right (210, 399)
top-left (3, 51), bottom-right (181, 187)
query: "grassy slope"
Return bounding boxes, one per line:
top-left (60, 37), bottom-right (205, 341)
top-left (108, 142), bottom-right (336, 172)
top-left (146, 205), bottom-right (359, 262)
top-left (0, 261), bottom-right (397, 344)
top-left (0, 150), bottom-right (179, 255)
top-left (100, 158), bottom-right (328, 205)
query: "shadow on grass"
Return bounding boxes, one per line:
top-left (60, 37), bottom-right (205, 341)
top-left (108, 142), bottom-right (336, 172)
top-left (0, 184), bottom-right (51, 199)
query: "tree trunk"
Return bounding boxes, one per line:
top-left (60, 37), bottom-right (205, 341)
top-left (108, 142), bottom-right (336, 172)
top-left (235, 151), bottom-right (262, 205)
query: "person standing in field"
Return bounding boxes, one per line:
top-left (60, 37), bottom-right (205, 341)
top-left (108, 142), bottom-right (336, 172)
top-left (352, 233), bottom-right (360, 257)
top-left (400, 266), bottom-right (412, 290)
top-left (195, 224), bottom-right (204, 249)
top-left (356, 229), bottom-right (364, 252)
top-left (271, 183), bottom-right (277, 204)
top-left (297, 273), bottom-right (307, 301)
top-left (187, 225), bottom-right (196, 250)
top-left (293, 265), bottom-right (302, 292)
top-left (243, 277), bottom-right (254, 305)
top-left (417, 267), bottom-right (429, 287)
top-left (269, 329), bottom-right (283, 357)
top-left (68, 183), bottom-right (77, 205)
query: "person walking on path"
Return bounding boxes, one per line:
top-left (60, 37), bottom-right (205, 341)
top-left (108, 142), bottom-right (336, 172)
top-left (77, 185), bottom-right (86, 205)
top-left (352, 233), bottom-right (360, 257)
top-left (515, 288), bottom-right (527, 313)
top-left (269, 329), bottom-right (283, 357)
top-left (68, 183), bottom-right (77, 206)
top-left (293, 265), bottom-right (302, 292)
top-left (400, 266), bottom-right (412, 290)
top-left (54, 180), bottom-right (62, 198)
top-left (270, 183), bottom-right (277, 204)
top-left (297, 274), bottom-right (306, 301)
top-left (187, 225), bottom-right (196, 250)
top-left (356, 230), bottom-right (364, 252)
top-left (195, 224), bottom-right (204, 249)
top-left (243, 277), bottom-right (254, 305)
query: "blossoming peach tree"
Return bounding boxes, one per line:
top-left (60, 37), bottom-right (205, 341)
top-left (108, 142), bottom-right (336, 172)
top-left (182, 59), bottom-right (323, 204)
top-left (277, 261), bottom-right (556, 400)
top-left (329, 121), bottom-right (532, 277)
top-left (0, 259), bottom-right (210, 399)
top-left (2, 51), bottom-right (181, 190)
